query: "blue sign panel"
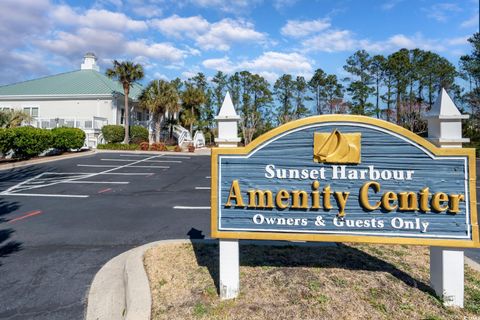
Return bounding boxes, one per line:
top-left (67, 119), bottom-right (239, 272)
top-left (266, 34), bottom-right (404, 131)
top-left (211, 116), bottom-right (478, 247)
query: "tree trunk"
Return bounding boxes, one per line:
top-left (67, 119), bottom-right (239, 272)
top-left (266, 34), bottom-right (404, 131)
top-left (123, 91), bottom-right (130, 144)
top-left (155, 113), bottom-right (161, 143)
top-left (148, 112), bottom-right (154, 144)
top-left (376, 80), bottom-right (380, 119)
top-left (189, 106), bottom-right (194, 137)
top-left (396, 86), bottom-right (401, 125)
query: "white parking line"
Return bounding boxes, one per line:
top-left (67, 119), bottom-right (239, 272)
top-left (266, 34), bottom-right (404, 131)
top-left (205, 176), bottom-right (211, 179)
top-left (173, 206), bottom-right (211, 209)
top-left (62, 181), bottom-right (129, 184)
top-left (45, 172), bottom-right (153, 176)
top-left (77, 164), bottom-right (169, 169)
top-left (195, 187), bottom-right (211, 190)
top-left (160, 156), bottom-right (191, 159)
top-left (1, 154), bottom-right (164, 196)
top-left (100, 159), bottom-right (181, 163)
top-left (1, 192), bottom-right (89, 198)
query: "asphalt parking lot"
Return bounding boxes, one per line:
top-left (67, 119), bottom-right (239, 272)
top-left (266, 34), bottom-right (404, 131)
top-left (0, 152), bottom-right (211, 319)
top-left (0, 153), bottom-right (478, 319)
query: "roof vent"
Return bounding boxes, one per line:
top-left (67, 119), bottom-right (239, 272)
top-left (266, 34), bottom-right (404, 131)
top-left (81, 52), bottom-right (100, 71)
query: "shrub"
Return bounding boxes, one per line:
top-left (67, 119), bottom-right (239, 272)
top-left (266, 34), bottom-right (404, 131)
top-left (97, 143), bottom-right (139, 150)
top-left (130, 125), bottom-right (148, 144)
top-left (139, 141), bottom-right (149, 151)
top-left (51, 127), bottom-right (85, 151)
top-left (150, 142), bottom-right (167, 151)
top-left (10, 126), bottom-right (52, 159)
top-left (188, 144), bottom-right (195, 153)
top-left (102, 125), bottom-right (124, 143)
top-left (174, 145), bottom-right (182, 152)
top-left (0, 128), bottom-right (14, 156)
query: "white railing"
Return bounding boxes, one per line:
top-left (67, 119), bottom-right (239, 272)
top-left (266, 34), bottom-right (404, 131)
top-left (173, 125), bottom-right (192, 146)
top-left (193, 131), bottom-right (205, 148)
top-left (30, 116), bottom-right (108, 130)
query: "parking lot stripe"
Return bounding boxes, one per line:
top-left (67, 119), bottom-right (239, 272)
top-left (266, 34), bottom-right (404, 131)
top-left (195, 187), bottom-right (211, 190)
top-left (100, 159), bottom-right (182, 163)
top-left (173, 206), bottom-right (211, 209)
top-left (77, 164), bottom-right (170, 169)
top-left (44, 172), bottom-right (153, 176)
top-left (63, 181), bottom-right (129, 184)
top-left (2, 155), bottom-right (164, 196)
top-left (1, 192), bottom-right (89, 198)
top-left (97, 188), bottom-right (112, 194)
top-left (205, 176), bottom-right (211, 179)
top-left (119, 154), bottom-right (191, 159)
top-left (8, 210), bottom-right (43, 223)
top-left (159, 156), bottom-right (191, 159)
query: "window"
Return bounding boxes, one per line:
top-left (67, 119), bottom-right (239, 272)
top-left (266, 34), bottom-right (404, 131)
top-left (137, 112), bottom-right (142, 121)
top-left (120, 109), bottom-right (125, 124)
top-left (23, 107), bottom-right (39, 118)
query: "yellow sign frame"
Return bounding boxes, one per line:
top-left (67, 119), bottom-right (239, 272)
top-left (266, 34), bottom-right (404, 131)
top-left (211, 115), bottom-right (478, 248)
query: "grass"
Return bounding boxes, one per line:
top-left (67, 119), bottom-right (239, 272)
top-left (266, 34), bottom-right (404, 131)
top-left (144, 243), bottom-right (480, 320)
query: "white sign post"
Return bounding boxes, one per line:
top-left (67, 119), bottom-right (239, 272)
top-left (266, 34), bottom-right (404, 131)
top-left (215, 92), bottom-right (241, 300)
top-left (426, 88), bottom-right (470, 307)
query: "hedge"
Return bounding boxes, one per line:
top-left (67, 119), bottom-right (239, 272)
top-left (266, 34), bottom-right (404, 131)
top-left (51, 127), bottom-right (85, 151)
top-left (102, 125), bottom-right (125, 143)
top-left (97, 143), bottom-right (139, 150)
top-left (10, 126), bottom-right (53, 159)
top-left (0, 128), bottom-right (14, 155)
top-left (130, 125), bottom-right (148, 144)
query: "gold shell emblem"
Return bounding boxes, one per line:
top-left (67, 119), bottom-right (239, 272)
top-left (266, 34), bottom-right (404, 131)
top-left (313, 130), bottom-right (361, 164)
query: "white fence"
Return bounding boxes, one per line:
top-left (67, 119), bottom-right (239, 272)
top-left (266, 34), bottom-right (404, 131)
top-left (31, 116), bottom-right (108, 130)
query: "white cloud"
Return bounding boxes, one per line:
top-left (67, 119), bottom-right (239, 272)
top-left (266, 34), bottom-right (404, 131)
top-left (202, 51), bottom-right (313, 82)
top-left (239, 51), bottom-right (312, 75)
top-left (149, 15), bottom-right (209, 38)
top-left (446, 36), bottom-right (469, 46)
top-left (281, 19), bottom-right (331, 38)
top-left (202, 57), bottom-right (235, 73)
top-left (273, 0), bottom-right (299, 10)
top-left (386, 34), bottom-right (445, 51)
top-left (461, 12), bottom-right (479, 28)
top-left (187, 0), bottom-right (261, 13)
top-left (152, 16), bottom-right (266, 51)
top-left (424, 3), bottom-right (462, 22)
top-left (51, 5), bottom-right (147, 31)
top-left (132, 5), bottom-right (162, 18)
top-left (302, 30), bottom-right (356, 52)
top-left (126, 40), bottom-right (186, 62)
top-left (381, 0), bottom-right (403, 11)
top-left (301, 30), bottom-right (458, 53)
top-left (196, 18), bottom-right (266, 50)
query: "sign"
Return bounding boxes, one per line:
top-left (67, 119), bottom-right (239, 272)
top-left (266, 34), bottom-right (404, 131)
top-left (211, 115), bottom-right (478, 247)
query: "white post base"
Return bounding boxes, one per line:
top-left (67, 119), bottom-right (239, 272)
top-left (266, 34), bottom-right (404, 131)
top-left (219, 239), bottom-right (239, 300)
top-left (430, 247), bottom-right (464, 307)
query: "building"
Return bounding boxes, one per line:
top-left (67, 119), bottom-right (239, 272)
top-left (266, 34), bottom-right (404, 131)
top-left (0, 53), bottom-right (146, 147)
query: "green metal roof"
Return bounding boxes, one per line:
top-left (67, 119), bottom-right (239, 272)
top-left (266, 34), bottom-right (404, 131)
top-left (0, 69), bottom-right (143, 100)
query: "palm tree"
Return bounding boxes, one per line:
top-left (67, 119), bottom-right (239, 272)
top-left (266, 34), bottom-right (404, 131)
top-left (139, 80), bottom-right (180, 143)
top-left (181, 83), bottom-right (205, 136)
top-left (106, 60), bottom-right (144, 144)
top-left (0, 110), bottom-right (32, 128)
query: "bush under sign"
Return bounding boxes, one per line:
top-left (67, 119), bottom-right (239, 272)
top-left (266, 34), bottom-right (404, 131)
top-left (210, 115), bottom-right (478, 247)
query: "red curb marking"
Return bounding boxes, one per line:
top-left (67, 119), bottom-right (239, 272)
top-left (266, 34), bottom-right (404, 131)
top-left (8, 210), bottom-right (43, 223)
top-left (98, 188), bottom-right (112, 194)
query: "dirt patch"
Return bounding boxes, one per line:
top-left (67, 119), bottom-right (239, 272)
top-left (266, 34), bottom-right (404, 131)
top-left (144, 242), bottom-right (480, 320)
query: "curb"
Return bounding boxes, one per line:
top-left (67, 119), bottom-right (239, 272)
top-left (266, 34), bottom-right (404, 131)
top-left (85, 239), bottom-right (196, 320)
top-left (0, 150), bottom-right (96, 171)
top-left (466, 256), bottom-right (480, 272)
top-left (85, 239), bottom-right (335, 320)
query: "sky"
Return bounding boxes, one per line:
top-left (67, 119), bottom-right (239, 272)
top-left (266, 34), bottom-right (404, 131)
top-left (0, 0), bottom-right (478, 86)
